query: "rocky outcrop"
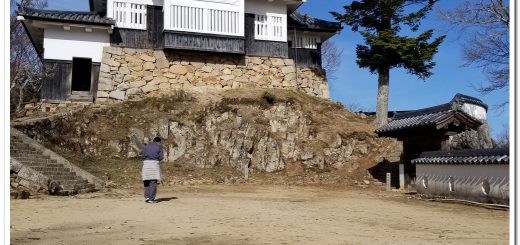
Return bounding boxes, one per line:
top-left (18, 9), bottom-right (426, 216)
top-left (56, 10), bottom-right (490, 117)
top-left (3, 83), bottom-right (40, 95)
top-left (445, 122), bottom-right (494, 150)
top-left (96, 47), bottom-right (329, 103)
top-left (14, 90), bottom-right (401, 180)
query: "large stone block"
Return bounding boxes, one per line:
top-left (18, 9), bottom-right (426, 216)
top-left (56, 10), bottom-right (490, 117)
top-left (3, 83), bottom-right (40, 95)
top-left (170, 65), bottom-right (188, 75)
top-left (154, 50), bottom-right (166, 59)
top-left (156, 58), bottom-right (169, 69)
top-left (109, 90), bottom-right (126, 100)
top-left (97, 91), bottom-right (110, 98)
top-left (100, 64), bottom-right (111, 73)
top-left (221, 75), bottom-right (235, 81)
top-left (123, 48), bottom-right (136, 55)
top-left (126, 87), bottom-right (141, 95)
top-left (222, 68), bottom-right (232, 75)
top-left (124, 75), bottom-right (138, 82)
top-left (142, 84), bottom-right (159, 93)
top-left (119, 66), bottom-right (130, 75)
top-left (249, 57), bottom-right (263, 65)
top-left (105, 59), bottom-right (120, 68)
top-left (163, 73), bottom-right (177, 79)
top-left (159, 83), bottom-right (171, 90)
top-left (270, 58), bottom-right (285, 66)
top-left (281, 66), bottom-right (295, 74)
top-left (116, 83), bottom-right (130, 90)
top-left (129, 80), bottom-right (147, 88)
top-left (140, 54), bottom-right (155, 62)
top-left (143, 62), bottom-right (155, 70)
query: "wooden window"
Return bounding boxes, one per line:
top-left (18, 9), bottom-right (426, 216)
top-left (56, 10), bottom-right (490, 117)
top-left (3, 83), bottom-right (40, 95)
top-left (290, 34), bottom-right (320, 49)
top-left (112, 1), bottom-right (147, 29)
top-left (254, 14), bottom-right (285, 42)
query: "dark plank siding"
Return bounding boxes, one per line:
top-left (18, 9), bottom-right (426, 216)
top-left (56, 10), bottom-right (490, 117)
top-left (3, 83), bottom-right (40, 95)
top-left (110, 6), bottom-right (163, 49)
top-left (42, 60), bottom-right (72, 102)
top-left (42, 60), bottom-right (101, 102)
top-left (111, 28), bottom-right (151, 49)
top-left (289, 48), bottom-right (322, 68)
top-left (163, 31), bottom-right (245, 54)
top-left (245, 14), bottom-right (288, 58)
top-left (147, 5), bottom-right (163, 49)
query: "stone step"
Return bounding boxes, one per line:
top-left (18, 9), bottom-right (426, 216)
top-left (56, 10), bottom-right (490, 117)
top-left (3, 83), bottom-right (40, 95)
top-left (17, 158), bottom-right (57, 164)
top-left (11, 153), bottom-right (50, 159)
top-left (59, 180), bottom-right (89, 186)
top-left (10, 149), bottom-right (41, 155)
top-left (24, 163), bottom-right (64, 168)
top-left (40, 171), bottom-right (74, 176)
top-left (49, 175), bottom-right (83, 181)
top-left (10, 142), bottom-right (32, 147)
top-left (30, 166), bottom-right (71, 172)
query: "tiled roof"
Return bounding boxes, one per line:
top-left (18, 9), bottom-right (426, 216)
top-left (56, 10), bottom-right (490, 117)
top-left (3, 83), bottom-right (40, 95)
top-left (412, 148), bottom-right (509, 165)
top-left (376, 94), bottom-right (486, 136)
top-left (288, 12), bottom-right (343, 32)
top-left (17, 8), bottom-right (115, 25)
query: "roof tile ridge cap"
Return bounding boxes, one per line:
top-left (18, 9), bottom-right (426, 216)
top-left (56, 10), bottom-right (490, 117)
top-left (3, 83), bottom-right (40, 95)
top-left (392, 103), bottom-right (452, 120)
top-left (24, 7), bottom-right (101, 15)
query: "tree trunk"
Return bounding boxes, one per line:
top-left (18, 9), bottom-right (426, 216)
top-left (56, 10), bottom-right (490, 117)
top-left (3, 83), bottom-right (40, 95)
top-left (375, 68), bottom-right (390, 126)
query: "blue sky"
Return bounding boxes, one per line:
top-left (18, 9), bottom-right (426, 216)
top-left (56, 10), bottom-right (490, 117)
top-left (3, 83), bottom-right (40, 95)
top-left (47, 0), bottom-right (510, 139)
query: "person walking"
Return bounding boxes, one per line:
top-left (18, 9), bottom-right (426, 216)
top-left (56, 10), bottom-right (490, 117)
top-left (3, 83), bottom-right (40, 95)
top-left (140, 136), bottom-right (164, 203)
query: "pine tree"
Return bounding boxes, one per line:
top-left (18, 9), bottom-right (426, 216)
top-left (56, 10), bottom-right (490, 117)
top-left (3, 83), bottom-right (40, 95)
top-left (332, 0), bottom-right (445, 126)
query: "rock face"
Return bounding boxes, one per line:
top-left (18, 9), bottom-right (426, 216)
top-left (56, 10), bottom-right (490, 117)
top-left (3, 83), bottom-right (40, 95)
top-left (14, 90), bottom-right (401, 178)
top-left (445, 122), bottom-right (494, 150)
top-left (96, 47), bottom-right (329, 103)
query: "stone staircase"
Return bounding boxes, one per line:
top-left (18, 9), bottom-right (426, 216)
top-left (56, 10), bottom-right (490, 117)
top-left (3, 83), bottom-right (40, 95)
top-left (10, 130), bottom-right (102, 195)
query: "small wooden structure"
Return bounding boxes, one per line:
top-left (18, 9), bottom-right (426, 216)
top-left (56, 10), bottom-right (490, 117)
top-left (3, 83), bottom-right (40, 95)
top-left (376, 94), bottom-right (488, 189)
top-left (412, 148), bottom-right (509, 204)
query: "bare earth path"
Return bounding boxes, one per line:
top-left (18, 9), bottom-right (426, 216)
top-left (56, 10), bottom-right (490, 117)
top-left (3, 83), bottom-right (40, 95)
top-left (11, 185), bottom-right (509, 244)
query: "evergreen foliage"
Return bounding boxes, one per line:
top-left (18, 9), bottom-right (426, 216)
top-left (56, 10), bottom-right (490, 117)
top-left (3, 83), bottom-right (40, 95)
top-left (332, 0), bottom-right (445, 125)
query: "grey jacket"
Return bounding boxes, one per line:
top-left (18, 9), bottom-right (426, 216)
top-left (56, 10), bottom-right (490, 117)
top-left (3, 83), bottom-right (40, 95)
top-left (141, 142), bottom-right (164, 161)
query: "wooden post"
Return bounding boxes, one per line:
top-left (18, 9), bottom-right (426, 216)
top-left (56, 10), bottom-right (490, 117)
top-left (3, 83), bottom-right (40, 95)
top-left (399, 163), bottom-right (405, 190)
top-left (386, 172), bottom-right (391, 191)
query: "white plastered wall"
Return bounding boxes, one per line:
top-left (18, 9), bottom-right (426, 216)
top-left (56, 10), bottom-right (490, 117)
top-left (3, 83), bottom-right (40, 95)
top-left (245, 0), bottom-right (287, 15)
top-left (416, 164), bottom-right (509, 203)
top-left (461, 103), bottom-right (487, 121)
top-left (43, 27), bottom-right (110, 63)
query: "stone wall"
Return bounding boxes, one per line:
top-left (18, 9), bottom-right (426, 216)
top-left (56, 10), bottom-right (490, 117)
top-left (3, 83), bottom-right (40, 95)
top-left (96, 47), bottom-right (329, 102)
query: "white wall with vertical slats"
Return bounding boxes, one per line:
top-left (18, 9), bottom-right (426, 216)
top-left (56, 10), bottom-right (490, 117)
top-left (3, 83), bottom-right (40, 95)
top-left (164, 0), bottom-right (245, 36)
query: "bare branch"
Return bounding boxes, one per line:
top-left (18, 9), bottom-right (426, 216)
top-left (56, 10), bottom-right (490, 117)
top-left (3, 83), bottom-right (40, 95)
top-left (438, 0), bottom-right (509, 112)
top-left (321, 40), bottom-right (344, 80)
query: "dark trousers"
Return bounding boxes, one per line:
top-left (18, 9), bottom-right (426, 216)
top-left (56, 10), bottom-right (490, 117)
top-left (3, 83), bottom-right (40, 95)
top-left (143, 180), bottom-right (158, 200)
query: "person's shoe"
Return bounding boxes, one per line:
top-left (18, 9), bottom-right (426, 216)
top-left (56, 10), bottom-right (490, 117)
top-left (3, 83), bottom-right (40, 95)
top-left (146, 199), bottom-right (158, 203)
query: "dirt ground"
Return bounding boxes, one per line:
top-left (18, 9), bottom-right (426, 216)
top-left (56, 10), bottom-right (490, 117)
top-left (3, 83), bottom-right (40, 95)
top-left (11, 185), bottom-right (509, 245)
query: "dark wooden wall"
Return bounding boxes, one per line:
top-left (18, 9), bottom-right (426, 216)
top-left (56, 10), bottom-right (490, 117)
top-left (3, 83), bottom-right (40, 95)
top-left (42, 60), bottom-right (71, 102)
top-left (110, 6), bottom-right (163, 49)
top-left (244, 14), bottom-right (288, 58)
top-left (147, 5), bottom-right (164, 49)
top-left (163, 31), bottom-right (245, 54)
top-left (289, 47), bottom-right (322, 68)
top-left (42, 60), bottom-right (100, 102)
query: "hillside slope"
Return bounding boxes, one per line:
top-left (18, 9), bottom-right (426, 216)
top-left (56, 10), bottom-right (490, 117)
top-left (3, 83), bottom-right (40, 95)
top-left (13, 89), bottom-right (401, 186)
